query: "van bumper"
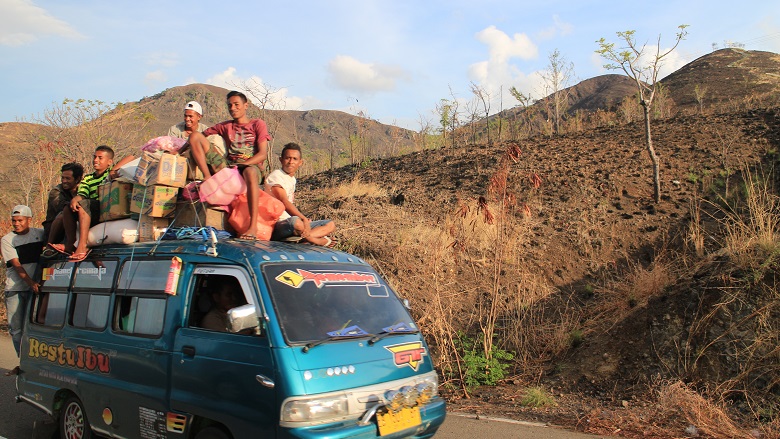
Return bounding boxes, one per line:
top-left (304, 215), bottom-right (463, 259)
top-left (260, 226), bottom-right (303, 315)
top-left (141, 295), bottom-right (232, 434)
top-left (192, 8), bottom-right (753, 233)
top-left (283, 398), bottom-right (446, 439)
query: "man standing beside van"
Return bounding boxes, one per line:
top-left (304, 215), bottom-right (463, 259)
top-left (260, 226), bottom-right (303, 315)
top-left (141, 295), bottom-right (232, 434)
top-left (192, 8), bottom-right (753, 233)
top-left (265, 143), bottom-right (336, 247)
top-left (1, 205), bottom-right (44, 369)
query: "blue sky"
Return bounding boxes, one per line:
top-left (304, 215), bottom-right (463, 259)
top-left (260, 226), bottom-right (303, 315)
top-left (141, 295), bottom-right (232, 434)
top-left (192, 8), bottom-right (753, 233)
top-left (1, 0), bottom-right (778, 129)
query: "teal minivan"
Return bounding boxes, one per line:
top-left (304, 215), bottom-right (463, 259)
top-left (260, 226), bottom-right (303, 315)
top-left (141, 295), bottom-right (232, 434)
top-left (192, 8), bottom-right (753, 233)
top-left (16, 237), bottom-right (445, 439)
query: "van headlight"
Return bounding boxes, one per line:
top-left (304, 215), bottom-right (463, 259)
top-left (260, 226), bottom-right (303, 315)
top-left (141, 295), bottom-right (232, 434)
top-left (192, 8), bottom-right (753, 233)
top-left (281, 394), bottom-right (349, 423)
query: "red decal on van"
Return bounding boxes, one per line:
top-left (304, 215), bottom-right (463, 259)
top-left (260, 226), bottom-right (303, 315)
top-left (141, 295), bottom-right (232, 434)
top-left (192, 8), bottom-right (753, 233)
top-left (385, 342), bottom-right (427, 371)
top-left (275, 269), bottom-right (379, 288)
top-left (27, 337), bottom-right (111, 373)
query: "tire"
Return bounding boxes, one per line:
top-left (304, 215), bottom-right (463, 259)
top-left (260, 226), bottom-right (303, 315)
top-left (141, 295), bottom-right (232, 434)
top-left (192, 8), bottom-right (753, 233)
top-left (194, 426), bottom-right (231, 439)
top-left (60, 396), bottom-right (92, 439)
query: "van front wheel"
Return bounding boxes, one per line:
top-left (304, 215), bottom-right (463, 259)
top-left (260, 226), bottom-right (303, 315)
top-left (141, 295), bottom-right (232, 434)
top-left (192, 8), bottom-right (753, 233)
top-left (60, 396), bottom-right (92, 439)
top-left (195, 426), bottom-right (231, 439)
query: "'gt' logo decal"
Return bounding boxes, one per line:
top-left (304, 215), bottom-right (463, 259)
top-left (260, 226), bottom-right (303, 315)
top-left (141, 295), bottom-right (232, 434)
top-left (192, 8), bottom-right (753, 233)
top-left (385, 342), bottom-right (427, 371)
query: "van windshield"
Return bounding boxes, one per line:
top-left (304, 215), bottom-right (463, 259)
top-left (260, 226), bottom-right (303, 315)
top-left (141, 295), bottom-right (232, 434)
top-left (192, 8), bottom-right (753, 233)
top-left (263, 263), bottom-right (416, 344)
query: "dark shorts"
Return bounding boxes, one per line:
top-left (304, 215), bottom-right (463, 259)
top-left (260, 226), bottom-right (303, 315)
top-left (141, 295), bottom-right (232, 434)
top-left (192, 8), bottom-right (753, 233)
top-left (78, 198), bottom-right (101, 227)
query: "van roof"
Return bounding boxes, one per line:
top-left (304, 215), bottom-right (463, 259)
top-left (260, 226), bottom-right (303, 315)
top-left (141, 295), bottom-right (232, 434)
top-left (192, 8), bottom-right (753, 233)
top-left (65, 239), bottom-right (367, 266)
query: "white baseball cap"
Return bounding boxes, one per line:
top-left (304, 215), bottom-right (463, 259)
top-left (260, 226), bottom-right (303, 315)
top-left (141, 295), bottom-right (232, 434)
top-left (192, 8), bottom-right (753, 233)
top-left (184, 101), bottom-right (203, 115)
top-left (11, 205), bottom-right (32, 218)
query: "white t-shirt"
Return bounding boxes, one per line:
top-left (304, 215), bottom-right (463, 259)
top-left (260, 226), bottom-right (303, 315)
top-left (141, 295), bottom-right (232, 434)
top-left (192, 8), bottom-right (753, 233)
top-left (1, 228), bottom-right (44, 291)
top-left (264, 169), bottom-right (296, 220)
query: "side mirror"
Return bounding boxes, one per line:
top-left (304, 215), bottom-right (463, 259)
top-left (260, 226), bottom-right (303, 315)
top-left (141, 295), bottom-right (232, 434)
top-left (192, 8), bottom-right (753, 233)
top-left (403, 298), bottom-right (411, 310)
top-left (227, 304), bottom-right (260, 334)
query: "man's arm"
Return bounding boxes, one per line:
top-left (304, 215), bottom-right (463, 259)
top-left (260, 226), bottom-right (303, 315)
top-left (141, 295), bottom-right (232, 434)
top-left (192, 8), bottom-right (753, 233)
top-left (269, 185), bottom-right (311, 236)
top-left (9, 259), bottom-right (39, 294)
top-left (1, 238), bottom-right (39, 294)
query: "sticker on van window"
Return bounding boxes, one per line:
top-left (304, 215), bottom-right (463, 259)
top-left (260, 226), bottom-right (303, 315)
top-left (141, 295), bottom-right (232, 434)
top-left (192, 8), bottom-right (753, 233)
top-left (27, 337), bottom-right (111, 373)
top-left (275, 269), bottom-right (379, 289)
top-left (76, 266), bottom-right (108, 280)
top-left (385, 342), bottom-right (427, 371)
top-left (41, 267), bottom-right (72, 281)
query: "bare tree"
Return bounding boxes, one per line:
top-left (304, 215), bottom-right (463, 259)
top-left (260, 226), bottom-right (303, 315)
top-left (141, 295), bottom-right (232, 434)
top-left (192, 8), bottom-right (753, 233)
top-left (596, 25), bottom-right (688, 203)
top-left (470, 82), bottom-right (491, 143)
top-left (9, 99), bottom-right (151, 215)
top-left (415, 112), bottom-right (433, 150)
top-left (539, 49), bottom-right (575, 135)
top-left (694, 84), bottom-right (708, 114)
top-left (237, 79), bottom-right (288, 169)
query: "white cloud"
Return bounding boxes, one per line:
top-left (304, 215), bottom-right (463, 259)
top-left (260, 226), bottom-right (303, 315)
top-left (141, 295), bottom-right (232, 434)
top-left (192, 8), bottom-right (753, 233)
top-left (204, 67), bottom-right (315, 111)
top-left (143, 52), bottom-right (180, 68)
top-left (469, 25), bottom-right (539, 104)
top-left (537, 15), bottom-right (574, 41)
top-left (475, 25), bottom-right (537, 64)
top-left (144, 70), bottom-right (167, 85)
top-left (326, 55), bottom-right (408, 94)
top-left (0, 0), bottom-right (83, 46)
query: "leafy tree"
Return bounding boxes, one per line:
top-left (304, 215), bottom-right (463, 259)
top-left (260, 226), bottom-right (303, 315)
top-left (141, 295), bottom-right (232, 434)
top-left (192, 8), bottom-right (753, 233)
top-left (596, 25), bottom-right (688, 203)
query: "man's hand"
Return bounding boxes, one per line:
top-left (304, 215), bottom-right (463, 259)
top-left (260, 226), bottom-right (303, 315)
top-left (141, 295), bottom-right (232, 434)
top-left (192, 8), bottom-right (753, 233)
top-left (70, 195), bottom-right (83, 212)
top-left (300, 218), bottom-right (312, 239)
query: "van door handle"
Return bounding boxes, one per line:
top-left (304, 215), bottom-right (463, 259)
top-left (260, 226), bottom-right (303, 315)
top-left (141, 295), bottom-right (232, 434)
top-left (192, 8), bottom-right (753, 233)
top-left (182, 346), bottom-right (196, 357)
top-left (256, 375), bottom-right (275, 388)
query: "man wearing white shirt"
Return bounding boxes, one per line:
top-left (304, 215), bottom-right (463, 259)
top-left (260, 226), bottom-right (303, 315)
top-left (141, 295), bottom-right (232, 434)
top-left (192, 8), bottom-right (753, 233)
top-left (265, 143), bottom-right (336, 247)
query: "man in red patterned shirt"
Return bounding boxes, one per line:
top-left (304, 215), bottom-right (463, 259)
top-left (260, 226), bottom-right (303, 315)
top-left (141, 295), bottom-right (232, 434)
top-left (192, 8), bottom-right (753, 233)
top-left (188, 91), bottom-right (271, 240)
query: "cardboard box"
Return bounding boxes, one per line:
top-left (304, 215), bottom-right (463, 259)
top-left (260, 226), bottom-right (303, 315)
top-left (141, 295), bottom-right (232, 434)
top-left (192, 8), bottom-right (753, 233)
top-left (134, 152), bottom-right (188, 188)
top-left (130, 184), bottom-right (178, 217)
top-left (98, 181), bottom-right (133, 221)
top-left (138, 214), bottom-right (171, 242)
top-left (175, 202), bottom-right (227, 229)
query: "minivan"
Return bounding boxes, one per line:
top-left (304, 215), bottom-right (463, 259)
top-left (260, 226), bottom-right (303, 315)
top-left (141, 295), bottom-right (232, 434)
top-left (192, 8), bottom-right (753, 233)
top-left (16, 237), bottom-right (445, 439)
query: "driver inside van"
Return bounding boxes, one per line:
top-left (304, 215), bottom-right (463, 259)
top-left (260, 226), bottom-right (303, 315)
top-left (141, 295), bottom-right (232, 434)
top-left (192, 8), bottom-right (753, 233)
top-left (201, 280), bottom-right (247, 332)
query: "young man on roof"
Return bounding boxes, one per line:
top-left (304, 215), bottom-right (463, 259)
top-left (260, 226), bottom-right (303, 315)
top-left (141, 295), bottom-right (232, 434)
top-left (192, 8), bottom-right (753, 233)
top-left (50, 146), bottom-right (133, 262)
top-left (169, 101), bottom-right (226, 181)
top-left (187, 91), bottom-right (271, 240)
top-left (265, 142), bottom-right (336, 247)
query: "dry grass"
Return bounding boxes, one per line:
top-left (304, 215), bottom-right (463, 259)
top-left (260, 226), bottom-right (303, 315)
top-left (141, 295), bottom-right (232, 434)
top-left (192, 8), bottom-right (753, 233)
top-left (658, 381), bottom-right (761, 439)
top-left (329, 174), bottom-right (388, 199)
top-left (720, 165), bottom-right (780, 269)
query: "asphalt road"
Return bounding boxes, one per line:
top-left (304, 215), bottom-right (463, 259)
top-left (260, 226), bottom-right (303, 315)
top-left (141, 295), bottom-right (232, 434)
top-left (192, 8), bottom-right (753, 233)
top-left (0, 333), bottom-right (608, 439)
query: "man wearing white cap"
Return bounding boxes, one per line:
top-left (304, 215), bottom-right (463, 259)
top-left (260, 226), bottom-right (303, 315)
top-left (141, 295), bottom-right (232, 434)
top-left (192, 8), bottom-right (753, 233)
top-left (1, 205), bottom-right (44, 365)
top-left (169, 100), bottom-right (226, 180)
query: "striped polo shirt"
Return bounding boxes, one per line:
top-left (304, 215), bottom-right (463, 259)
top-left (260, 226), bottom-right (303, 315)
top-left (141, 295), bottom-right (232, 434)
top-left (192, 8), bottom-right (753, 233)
top-left (77, 167), bottom-right (111, 200)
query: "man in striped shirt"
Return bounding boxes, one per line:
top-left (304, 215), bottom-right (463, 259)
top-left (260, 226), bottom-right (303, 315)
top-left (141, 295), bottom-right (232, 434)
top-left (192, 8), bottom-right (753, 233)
top-left (55, 146), bottom-right (133, 261)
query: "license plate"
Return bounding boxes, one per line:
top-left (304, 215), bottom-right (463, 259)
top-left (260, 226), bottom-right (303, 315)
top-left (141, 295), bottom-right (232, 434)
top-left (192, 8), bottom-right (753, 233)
top-left (377, 406), bottom-right (422, 436)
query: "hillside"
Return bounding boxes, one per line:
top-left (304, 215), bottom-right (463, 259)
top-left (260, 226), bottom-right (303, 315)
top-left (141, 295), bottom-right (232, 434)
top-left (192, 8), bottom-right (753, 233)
top-left (296, 105), bottom-right (780, 438)
top-left (135, 84), bottom-right (418, 166)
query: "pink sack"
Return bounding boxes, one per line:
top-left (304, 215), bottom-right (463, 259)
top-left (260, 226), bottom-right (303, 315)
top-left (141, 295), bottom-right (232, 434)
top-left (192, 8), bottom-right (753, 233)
top-left (181, 181), bottom-right (200, 201)
top-left (228, 191), bottom-right (285, 240)
top-left (141, 136), bottom-right (187, 153)
top-left (199, 167), bottom-right (247, 206)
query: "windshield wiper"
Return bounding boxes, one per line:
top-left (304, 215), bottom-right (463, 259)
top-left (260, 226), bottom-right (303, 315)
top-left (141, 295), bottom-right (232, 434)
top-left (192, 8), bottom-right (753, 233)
top-left (368, 323), bottom-right (419, 345)
top-left (302, 325), bottom-right (371, 353)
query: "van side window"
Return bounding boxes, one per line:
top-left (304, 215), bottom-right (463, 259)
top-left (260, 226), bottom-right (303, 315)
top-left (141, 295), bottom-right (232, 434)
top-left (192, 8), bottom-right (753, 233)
top-left (112, 260), bottom-right (170, 337)
top-left (113, 296), bottom-right (166, 336)
top-left (70, 294), bottom-right (110, 330)
top-left (69, 260), bottom-right (117, 330)
top-left (189, 274), bottom-right (250, 334)
top-left (33, 261), bottom-right (75, 327)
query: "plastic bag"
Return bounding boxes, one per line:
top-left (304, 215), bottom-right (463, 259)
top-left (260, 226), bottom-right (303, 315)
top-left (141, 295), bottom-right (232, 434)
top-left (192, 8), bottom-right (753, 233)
top-left (141, 136), bottom-right (187, 153)
top-left (198, 167), bottom-right (247, 206)
top-left (227, 191), bottom-right (285, 240)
